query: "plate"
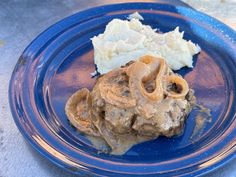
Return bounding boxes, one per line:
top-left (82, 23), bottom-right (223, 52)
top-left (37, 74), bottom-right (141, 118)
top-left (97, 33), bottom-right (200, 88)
top-left (9, 2), bottom-right (236, 176)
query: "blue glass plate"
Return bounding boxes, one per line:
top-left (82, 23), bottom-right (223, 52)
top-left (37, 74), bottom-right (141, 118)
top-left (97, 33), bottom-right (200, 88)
top-left (9, 2), bottom-right (236, 176)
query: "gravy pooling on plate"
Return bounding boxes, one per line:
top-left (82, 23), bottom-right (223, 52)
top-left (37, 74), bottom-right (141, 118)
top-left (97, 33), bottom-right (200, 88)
top-left (65, 56), bottom-right (195, 154)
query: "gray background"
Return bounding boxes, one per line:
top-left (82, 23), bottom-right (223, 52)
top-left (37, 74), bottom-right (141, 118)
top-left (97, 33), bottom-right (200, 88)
top-left (0, 0), bottom-right (235, 176)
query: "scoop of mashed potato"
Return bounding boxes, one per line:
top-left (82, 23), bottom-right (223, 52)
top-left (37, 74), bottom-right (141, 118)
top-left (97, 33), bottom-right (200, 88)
top-left (92, 13), bottom-right (201, 74)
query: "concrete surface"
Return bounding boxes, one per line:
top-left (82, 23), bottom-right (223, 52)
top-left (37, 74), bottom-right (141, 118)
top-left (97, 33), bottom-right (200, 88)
top-left (0, 0), bottom-right (235, 177)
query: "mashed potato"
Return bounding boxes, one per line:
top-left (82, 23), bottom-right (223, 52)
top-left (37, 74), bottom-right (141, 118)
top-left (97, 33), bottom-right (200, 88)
top-left (92, 13), bottom-right (201, 74)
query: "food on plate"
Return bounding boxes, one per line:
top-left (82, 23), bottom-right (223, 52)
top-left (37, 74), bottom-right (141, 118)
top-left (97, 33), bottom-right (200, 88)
top-left (66, 13), bottom-right (201, 154)
top-left (92, 13), bottom-right (201, 74)
top-left (65, 56), bottom-right (195, 154)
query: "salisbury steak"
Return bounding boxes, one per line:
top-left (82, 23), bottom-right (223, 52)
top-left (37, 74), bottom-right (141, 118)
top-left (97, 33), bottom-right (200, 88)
top-left (65, 55), bottom-right (195, 154)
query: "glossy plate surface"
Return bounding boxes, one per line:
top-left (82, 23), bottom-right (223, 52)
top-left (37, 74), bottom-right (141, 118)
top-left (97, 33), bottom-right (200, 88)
top-left (9, 2), bottom-right (236, 176)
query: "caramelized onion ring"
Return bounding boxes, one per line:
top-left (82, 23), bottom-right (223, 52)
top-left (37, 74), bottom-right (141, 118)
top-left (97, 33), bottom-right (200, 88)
top-left (126, 56), bottom-right (166, 117)
top-left (140, 56), bottom-right (167, 100)
top-left (99, 69), bottom-right (136, 108)
top-left (126, 55), bottom-right (166, 102)
top-left (164, 75), bottom-right (189, 99)
top-left (126, 55), bottom-right (189, 117)
top-left (65, 88), bottom-right (100, 137)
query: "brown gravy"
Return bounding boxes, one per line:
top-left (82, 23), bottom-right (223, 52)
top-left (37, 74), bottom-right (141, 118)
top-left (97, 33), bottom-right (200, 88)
top-left (190, 104), bottom-right (212, 140)
top-left (66, 56), bottom-right (195, 154)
